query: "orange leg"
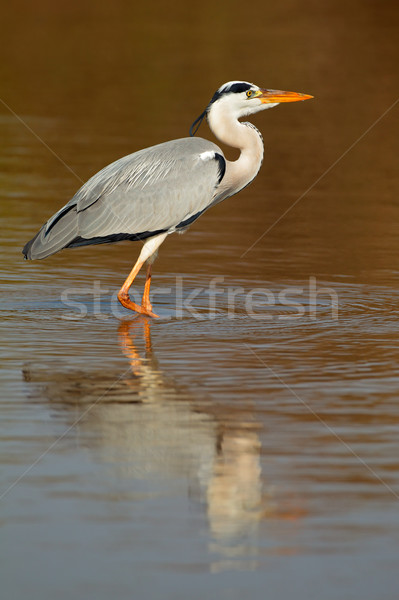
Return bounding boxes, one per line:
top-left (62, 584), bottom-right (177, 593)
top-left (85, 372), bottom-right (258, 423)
top-left (141, 263), bottom-right (154, 314)
top-left (117, 233), bottom-right (167, 318)
top-left (117, 258), bottom-right (159, 318)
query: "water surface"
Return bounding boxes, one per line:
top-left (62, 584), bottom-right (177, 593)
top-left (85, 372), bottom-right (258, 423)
top-left (1, 1), bottom-right (399, 599)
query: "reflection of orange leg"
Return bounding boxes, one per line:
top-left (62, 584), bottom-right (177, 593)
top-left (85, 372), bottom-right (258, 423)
top-left (118, 320), bottom-right (141, 372)
top-left (143, 319), bottom-right (151, 355)
top-left (117, 317), bottom-right (153, 377)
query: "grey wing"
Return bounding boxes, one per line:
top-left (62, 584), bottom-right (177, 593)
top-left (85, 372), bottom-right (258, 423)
top-left (23, 137), bottom-right (226, 260)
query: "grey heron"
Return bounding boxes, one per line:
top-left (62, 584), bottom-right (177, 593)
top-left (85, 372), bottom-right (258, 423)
top-left (23, 81), bottom-right (313, 317)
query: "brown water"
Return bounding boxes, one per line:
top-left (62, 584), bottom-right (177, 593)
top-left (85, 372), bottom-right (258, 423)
top-left (1, 1), bottom-right (399, 598)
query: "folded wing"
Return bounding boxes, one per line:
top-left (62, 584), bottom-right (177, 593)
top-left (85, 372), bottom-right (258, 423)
top-left (23, 137), bottom-right (226, 260)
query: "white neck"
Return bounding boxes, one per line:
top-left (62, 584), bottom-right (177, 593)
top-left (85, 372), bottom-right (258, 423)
top-left (207, 100), bottom-right (264, 200)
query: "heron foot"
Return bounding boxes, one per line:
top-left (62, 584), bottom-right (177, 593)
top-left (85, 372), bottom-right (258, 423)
top-left (140, 299), bottom-right (159, 318)
top-left (118, 291), bottom-right (159, 318)
top-left (140, 306), bottom-right (159, 318)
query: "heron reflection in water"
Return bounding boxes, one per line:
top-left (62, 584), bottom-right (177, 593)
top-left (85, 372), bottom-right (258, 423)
top-left (23, 320), bottom-right (304, 568)
top-left (23, 81), bottom-right (312, 317)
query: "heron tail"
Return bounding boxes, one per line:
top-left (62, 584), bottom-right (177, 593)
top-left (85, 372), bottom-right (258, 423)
top-left (22, 205), bottom-right (79, 260)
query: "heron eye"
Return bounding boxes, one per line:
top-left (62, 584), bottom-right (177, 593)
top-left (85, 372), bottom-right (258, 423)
top-left (246, 90), bottom-right (253, 98)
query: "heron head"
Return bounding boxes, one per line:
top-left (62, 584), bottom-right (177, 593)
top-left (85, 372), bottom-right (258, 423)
top-left (190, 80), bottom-right (313, 136)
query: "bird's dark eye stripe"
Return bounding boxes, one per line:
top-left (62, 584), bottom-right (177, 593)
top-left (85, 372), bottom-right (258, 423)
top-left (208, 82), bottom-right (253, 107)
top-left (227, 83), bottom-right (252, 94)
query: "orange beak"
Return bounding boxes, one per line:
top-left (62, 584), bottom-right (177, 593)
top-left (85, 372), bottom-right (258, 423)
top-left (258, 89), bottom-right (313, 103)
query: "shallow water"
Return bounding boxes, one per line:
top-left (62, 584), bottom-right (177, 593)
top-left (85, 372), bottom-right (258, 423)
top-left (1, 1), bottom-right (399, 599)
